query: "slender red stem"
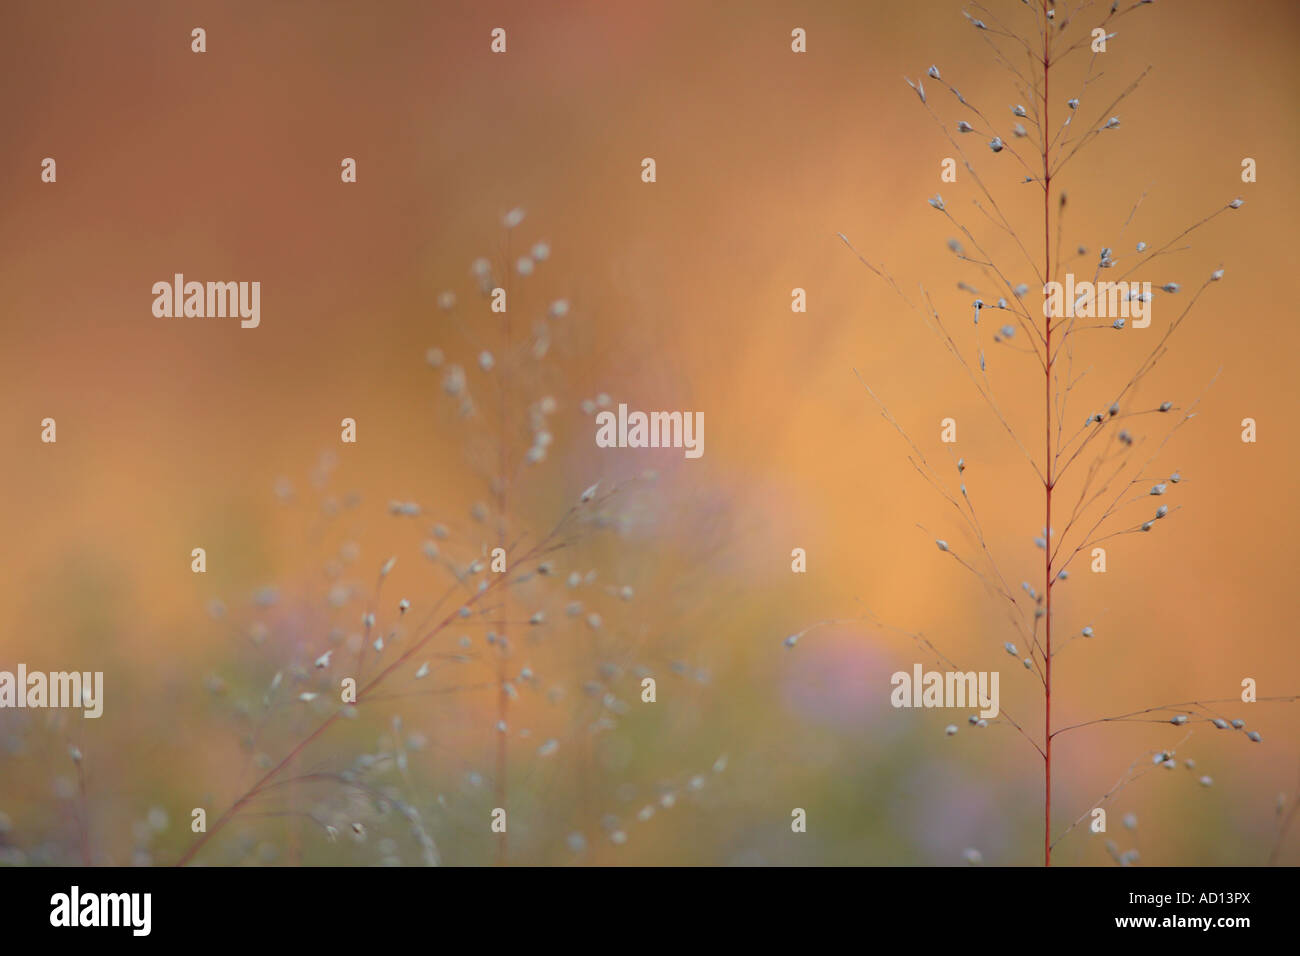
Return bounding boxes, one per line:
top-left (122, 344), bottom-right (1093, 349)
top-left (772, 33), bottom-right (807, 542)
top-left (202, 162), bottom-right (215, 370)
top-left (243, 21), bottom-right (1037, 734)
top-left (176, 711), bottom-right (340, 867)
top-left (1042, 3), bottom-right (1053, 868)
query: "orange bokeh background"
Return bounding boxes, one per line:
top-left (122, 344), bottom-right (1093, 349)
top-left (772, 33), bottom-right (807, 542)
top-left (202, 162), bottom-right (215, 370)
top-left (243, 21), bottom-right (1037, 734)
top-left (1, 0), bottom-right (1297, 864)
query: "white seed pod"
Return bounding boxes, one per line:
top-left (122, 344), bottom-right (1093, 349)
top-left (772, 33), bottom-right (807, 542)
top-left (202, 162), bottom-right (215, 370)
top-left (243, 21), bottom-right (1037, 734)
top-left (298, 692), bottom-right (318, 703)
top-left (580, 483), bottom-right (599, 503)
top-left (363, 612), bottom-right (376, 628)
top-left (1004, 641), bottom-right (1018, 656)
top-left (502, 207), bottom-right (526, 228)
top-left (1231, 719), bottom-right (1245, 729)
top-left (783, 634), bottom-right (799, 648)
top-left (529, 611), bottom-right (545, 626)
top-left (1022, 658), bottom-right (1032, 670)
top-left (1161, 282), bottom-right (1180, 293)
top-left (398, 598), bottom-right (410, 613)
top-left (945, 724), bottom-right (958, 736)
top-left (478, 351), bottom-right (495, 371)
top-left (1247, 731), bottom-right (1262, 742)
top-left (989, 136), bottom-right (1004, 153)
top-left (1104, 116), bottom-right (1120, 129)
top-left (1212, 718), bottom-right (1228, 729)
top-left (1155, 505), bottom-right (1168, 519)
top-left (1199, 776), bottom-right (1213, 787)
top-left (1171, 715), bottom-right (1188, 725)
top-left (1082, 626), bottom-right (1094, 637)
top-left (531, 241), bottom-right (550, 261)
top-left (315, 650), bottom-right (333, 669)
top-left (1210, 269), bottom-right (1224, 281)
top-left (935, 539), bottom-right (949, 552)
top-left (1014, 283), bottom-right (1029, 297)
top-left (1150, 483), bottom-right (1167, 495)
top-left (1136, 241), bottom-right (1147, 252)
top-left (1159, 401), bottom-right (1172, 412)
top-left (1228, 198), bottom-right (1243, 209)
top-left (929, 194), bottom-right (945, 210)
top-left (1057, 570), bottom-right (1069, 581)
top-left (928, 65), bottom-right (941, 79)
top-left (957, 120), bottom-right (973, 133)
top-left (414, 662), bottom-right (430, 679)
top-left (1170, 471), bottom-right (1182, 483)
top-left (1141, 521), bottom-right (1153, 532)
